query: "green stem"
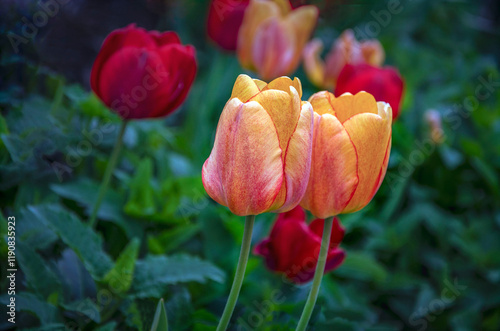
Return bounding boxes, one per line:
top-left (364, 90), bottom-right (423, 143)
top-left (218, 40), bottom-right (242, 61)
top-left (88, 120), bottom-right (128, 229)
top-left (217, 215), bottom-right (255, 331)
top-left (296, 217), bottom-right (334, 331)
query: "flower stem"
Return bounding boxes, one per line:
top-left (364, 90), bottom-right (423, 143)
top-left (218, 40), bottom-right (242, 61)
top-left (88, 120), bottom-right (128, 229)
top-left (217, 214), bottom-right (255, 331)
top-left (296, 216), bottom-right (334, 331)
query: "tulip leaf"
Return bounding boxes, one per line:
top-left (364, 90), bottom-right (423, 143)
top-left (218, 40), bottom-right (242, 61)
top-left (102, 237), bottom-right (140, 294)
top-left (124, 158), bottom-right (157, 217)
top-left (131, 254), bottom-right (225, 298)
top-left (150, 298), bottom-right (169, 331)
top-left (335, 251), bottom-right (388, 284)
top-left (27, 204), bottom-right (114, 280)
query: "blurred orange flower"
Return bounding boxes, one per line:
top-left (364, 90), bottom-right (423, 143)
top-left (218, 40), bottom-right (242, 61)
top-left (303, 29), bottom-right (385, 90)
top-left (237, 0), bottom-right (318, 80)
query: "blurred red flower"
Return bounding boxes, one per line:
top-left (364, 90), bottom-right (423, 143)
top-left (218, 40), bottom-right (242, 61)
top-left (91, 24), bottom-right (197, 120)
top-left (254, 206), bottom-right (345, 284)
top-left (207, 0), bottom-right (250, 51)
top-left (336, 63), bottom-right (404, 120)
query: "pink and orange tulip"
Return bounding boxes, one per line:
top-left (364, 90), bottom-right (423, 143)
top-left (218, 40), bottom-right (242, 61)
top-left (303, 29), bottom-right (385, 90)
top-left (300, 91), bottom-right (392, 219)
top-left (202, 74), bottom-right (314, 216)
top-left (237, 0), bottom-right (318, 80)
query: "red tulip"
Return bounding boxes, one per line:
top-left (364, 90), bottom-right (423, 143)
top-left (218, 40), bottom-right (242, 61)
top-left (91, 24), bottom-right (197, 120)
top-left (336, 63), bottom-right (404, 120)
top-left (254, 206), bottom-right (345, 284)
top-left (207, 0), bottom-right (250, 51)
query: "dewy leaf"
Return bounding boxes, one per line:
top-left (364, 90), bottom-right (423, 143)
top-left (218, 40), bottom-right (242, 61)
top-left (28, 204), bottom-right (113, 280)
top-left (150, 298), bottom-right (169, 331)
top-left (102, 238), bottom-right (140, 294)
top-left (131, 254), bottom-right (225, 298)
top-left (61, 298), bottom-right (101, 323)
top-left (16, 241), bottom-right (63, 300)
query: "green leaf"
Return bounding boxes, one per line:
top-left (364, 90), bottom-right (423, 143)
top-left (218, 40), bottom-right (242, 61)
top-left (61, 298), bottom-right (101, 323)
top-left (102, 237), bottom-right (140, 294)
top-left (147, 223), bottom-right (200, 254)
top-left (0, 292), bottom-right (63, 324)
top-left (16, 241), bottom-right (63, 300)
top-left (95, 322), bottom-right (117, 331)
top-left (125, 158), bottom-right (157, 217)
top-left (335, 251), bottom-right (388, 284)
top-left (28, 204), bottom-right (113, 280)
top-left (132, 254), bottom-right (225, 298)
top-left (151, 298), bottom-right (169, 331)
top-left (50, 178), bottom-right (143, 239)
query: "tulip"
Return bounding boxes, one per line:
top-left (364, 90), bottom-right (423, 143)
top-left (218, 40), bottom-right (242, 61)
top-left (207, 0), bottom-right (250, 51)
top-left (255, 206), bottom-right (345, 284)
top-left (336, 63), bottom-right (404, 120)
top-left (425, 110), bottom-right (445, 144)
top-left (202, 74), bottom-right (314, 216)
top-left (91, 24), bottom-right (197, 120)
top-left (237, 0), bottom-right (318, 80)
top-left (303, 29), bottom-right (385, 90)
top-left (300, 91), bottom-right (392, 219)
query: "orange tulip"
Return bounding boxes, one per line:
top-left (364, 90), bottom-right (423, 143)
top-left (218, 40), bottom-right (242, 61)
top-left (237, 0), bottom-right (318, 81)
top-left (300, 91), bottom-right (392, 219)
top-left (202, 74), bottom-right (314, 216)
top-left (303, 29), bottom-right (385, 90)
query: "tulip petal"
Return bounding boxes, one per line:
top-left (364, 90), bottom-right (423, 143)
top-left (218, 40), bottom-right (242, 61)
top-left (309, 216), bottom-right (345, 249)
top-left (262, 76), bottom-right (302, 98)
top-left (91, 24), bottom-right (157, 95)
top-left (251, 18), bottom-right (296, 80)
top-left (301, 113), bottom-right (359, 219)
top-left (308, 91), bottom-right (336, 116)
top-left (237, 0), bottom-right (281, 69)
top-left (249, 86), bottom-right (301, 155)
top-left (231, 74), bottom-right (263, 102)
top-left (331, 91), bottom-right (379, 124)
top-left (273, 103), bottom-right (314, 212)
top-left (303, 39), bottom-right (327, 89)
top-left (202, 98), bottom-right (283, 216)
top-left (342, 111), bottom-right (392, 213)
top-left (285, 5), bottom-right (318, 68)
top-left (361, 40), bottom-right (385, 66)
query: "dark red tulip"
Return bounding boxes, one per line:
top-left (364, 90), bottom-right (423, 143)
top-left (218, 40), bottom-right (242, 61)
top-left (336, 63), bottom-right (404, 120)
top-left (254, 206), bottom-right (345, 284)
top-left (91, 24), bottom-right (197, 120)
top-left (207, 0), bottom-right (250, 51)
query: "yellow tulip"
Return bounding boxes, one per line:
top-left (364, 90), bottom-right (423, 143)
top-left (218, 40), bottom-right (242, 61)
top-left (300, 91), bottom-right (392, 218)
top-left (202, 74), bottom-right (314, 216)
top-left (237, 0), bottom-right (318, 81)
top-left (303, 29), bottom-right (385, 90)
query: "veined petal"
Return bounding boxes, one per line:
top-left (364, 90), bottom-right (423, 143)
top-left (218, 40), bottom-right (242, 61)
top-left (202, 98), bottom-right (283, 216)
top-left (308, 91), bottom-right (336, 116)
top-left (262, 76), bottom-right (302, 98)
top-left (300, 113), bottom-right (359, 218)
top-left (249, 86), bottom-right (301, 155)
top-left (231, 74), bottom-right (263, 102)
top-left (342, 110), bottom-right (392, 213)
top-left (331, 91), bottom-right (379, 123)
top-left (273, 102), bottom-right (314, 212)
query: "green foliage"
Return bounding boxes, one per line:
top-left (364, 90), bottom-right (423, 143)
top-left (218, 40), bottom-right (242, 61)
top-left (0, 0), bottom-right (499, 330)
top-left (151, 299), bottom-right (169, 331)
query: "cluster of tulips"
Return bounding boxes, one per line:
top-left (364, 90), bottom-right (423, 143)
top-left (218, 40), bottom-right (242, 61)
top-left (89, 0), bottom-right (403, 329)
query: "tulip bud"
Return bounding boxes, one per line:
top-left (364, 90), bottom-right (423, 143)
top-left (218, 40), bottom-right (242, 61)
top-left (237, 0), bottom-right (318, 80)
top-left (425, 109), bottom-right (445, 144)
top-left (300, 91), bottom-right (392, 218)
top-left (91, 24), bottom-right (197, 120)
top-left (303, 29), bottom-right (385, 90)
top-left (254, 206), bottom-right (345, 284)
top-left (202, 74), bottom-right (314, 216)
top-left (336, 63), bottom-right (404, 120)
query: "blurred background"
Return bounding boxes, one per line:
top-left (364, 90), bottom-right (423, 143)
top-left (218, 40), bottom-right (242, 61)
top-left (1, 0), bottom-right (500, 330)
